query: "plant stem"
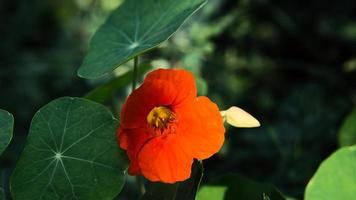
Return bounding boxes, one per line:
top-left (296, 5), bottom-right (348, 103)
top-left (132, 56), bottom-right (139, 91)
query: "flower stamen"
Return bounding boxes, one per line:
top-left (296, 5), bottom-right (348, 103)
top-left (147, 106), bottom-right (175, 132)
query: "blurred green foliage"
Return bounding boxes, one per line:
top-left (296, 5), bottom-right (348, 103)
top-left (338, 108), bottom-right (356, 146)
top-left (1, 0), bottom-right (355, 199)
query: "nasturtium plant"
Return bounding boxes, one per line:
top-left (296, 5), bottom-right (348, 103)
top-left (11, 97), bottom-right (128, 200)
top-left (78, 0), bottom-right (206, 79)
top-left (0, 109), bottom-right (14, 155)
top-left (338, 108), bottom-right (356, 147)
top-left (3, 0), bottom-right (337, 200)
top-left (304, 145), bottom-right (356, 200)
top-left (196, 174), bottom-right (286, 200)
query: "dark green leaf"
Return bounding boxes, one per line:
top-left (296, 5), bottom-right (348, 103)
top-left (142, 182), bottom-right (178, 200)
top-left (142, 160), bottom-right (203, 200)
top-left (78, 0), bottom-right (207, 79)
top-left (196, 174), bottom-right (286, 200)
top-left (0, 109), bottom-right (14, 155)
top-left (85, 65), bottom-right (152, 104)
top-left (338, 108), bottom-right (356, 147)
top-left (0, 188), bottom-right (4, 200)
top-left (11, 97), bottom-right (128, 200)
top-left (304, 145), bottom-right (356, 200)
top-left (175, 160), bottom-right (204, 200)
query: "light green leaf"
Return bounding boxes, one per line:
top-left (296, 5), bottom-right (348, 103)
top-left (78, 0), bottom-right (207, 79)
top-left (196, 174), bottom-right (285, 200)
top-left (338, 108), bottom-right (356, 147)
top-left (0, 109), bottom-right (14, 155)
top-left (304, 145), bottom-right (356, 200)
top-left (11, 97), bottom-right (128, 200)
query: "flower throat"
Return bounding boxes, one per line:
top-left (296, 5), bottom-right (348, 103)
top-left (147, 106), bottom-right (176, 133)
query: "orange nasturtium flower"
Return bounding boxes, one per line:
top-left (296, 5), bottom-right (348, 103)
top-left (117, 68), bottom-right (225, 183)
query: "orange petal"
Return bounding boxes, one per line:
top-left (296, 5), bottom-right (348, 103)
top-left (176, 96), bottom-right (225, 160)
top-left (117, 128), bottom-right (128, 150)
top-left (145, 68), bottom-right (197, 105)
top-left (118, 128), bottom-right (152, 175)
top-left (120, 79), bottom-right (177, 129)
top-left (138, 134), bottom-right (193, 183)
top-left (121, 69), bottom-right (197, 129)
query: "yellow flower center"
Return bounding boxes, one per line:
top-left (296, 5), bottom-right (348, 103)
top-left (147, 106), bottom-right (175, 130)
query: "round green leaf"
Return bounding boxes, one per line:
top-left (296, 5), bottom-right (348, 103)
top-left (338, 108), bottom-right (356, 147)
top-left (196, 174), bottom-right (285, 200)
top-left (305, 145), bottom-right (356, 200)
top-left (0, 109), bottom-right (14, 155)
top-left (11, 97), bottom-right (128, 200)
top-left (78, 0), bottom-right (207, 79)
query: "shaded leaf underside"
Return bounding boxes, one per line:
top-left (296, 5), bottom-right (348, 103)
top-left (338, 108), bottom-right (356, 147)
top-left (142, 160), bottom-right (203, 200)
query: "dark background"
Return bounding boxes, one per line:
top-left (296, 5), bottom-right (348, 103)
top-left (1, 0), bottom-right (355, 199)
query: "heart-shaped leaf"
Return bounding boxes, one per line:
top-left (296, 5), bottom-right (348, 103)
top-left (338, 108), bottom-right (356, 147)
top-left (304, 145), bottom-right (356, 200)
top-left (196, 174), bottom-right (285, 200)
top-left (78, 0), bottom-right (206, 79)
top-left (0, 109), bottom-right (14, 155)
top-left (11, 97), bottom-right (128, 200)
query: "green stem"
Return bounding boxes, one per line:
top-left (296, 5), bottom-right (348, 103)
top-left (132, 56), bottom-right (139, 91)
